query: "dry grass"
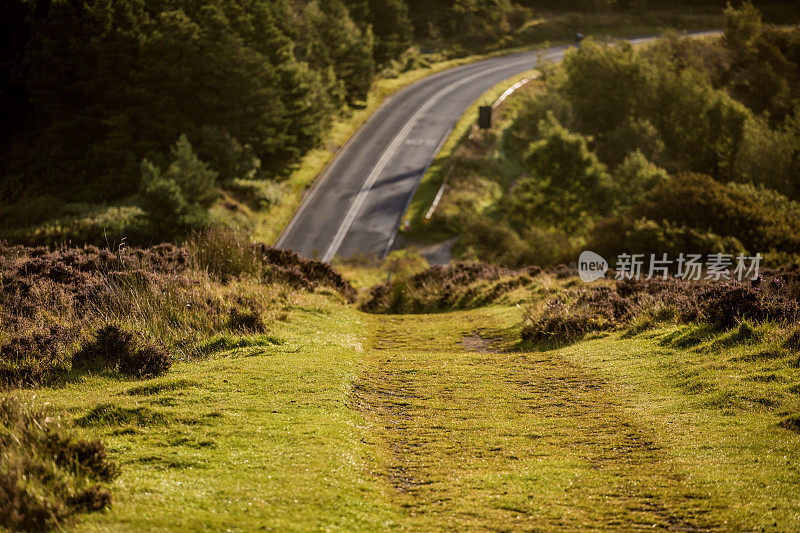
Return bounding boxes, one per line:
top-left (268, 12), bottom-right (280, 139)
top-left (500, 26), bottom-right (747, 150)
top-left (0, 232), bottom-right (355, 386)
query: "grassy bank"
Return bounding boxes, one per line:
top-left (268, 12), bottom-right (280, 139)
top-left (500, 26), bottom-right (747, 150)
top-left (2, 244), bottom-right (798, 529)
top-left (7, 287), bottom-right (799, 530)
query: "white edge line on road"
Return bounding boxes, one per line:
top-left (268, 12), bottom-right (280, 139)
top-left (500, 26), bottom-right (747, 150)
top-left (322, 55), bottom-right (544, 263)
top-left (381, 67), bottom-right (550, 259)
top-left (275, 54), bottom-right (524, 250)
top-left (279, 31), bottom-right (720, 258)
top-left (275, 70), bottom-right (436, 249)
top-left (380, 31), bottom-right (722, 259)
top-left (381, 121), bottom-right (453, 259)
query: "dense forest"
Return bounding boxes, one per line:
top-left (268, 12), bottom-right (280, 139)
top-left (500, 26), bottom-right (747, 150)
top-left (0, 0), bottom-right (793, 244)
top-left (426, 3), bottom-right (800, 266)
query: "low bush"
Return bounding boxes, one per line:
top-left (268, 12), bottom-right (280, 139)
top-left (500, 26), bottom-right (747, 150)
top-left (227, 299), bottom-right (268, 333)
top-left (1, 239), bottom-right (354, 385)
top-left (0, 326), bottom-right (70, 386)
top-left (188, 228), bottom-right (356, 300)
top-left (589, 173), bottom-right (800, 260)
top-left (521, 273), bottom-right (800, 343)
top-left (362, 262), bottom-right (538, 313)
top-left (521, 296), bottom-right (615, 342)
top-left (0, 397), bottom-right (119, 531)
top-left (73, 325), bottom-right (172, 379)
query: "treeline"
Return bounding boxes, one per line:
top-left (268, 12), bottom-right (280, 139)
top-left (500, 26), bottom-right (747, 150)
top-left (0, 0), bottom-right (570, 205)
top-left (0, 0), bottom-right (794, 243)
top-left (0, 0), bottom-right (564, 240)
top-left (1, 0), bottom-right (384, 202)
top-left (451, 3), bottom-right (800, 266)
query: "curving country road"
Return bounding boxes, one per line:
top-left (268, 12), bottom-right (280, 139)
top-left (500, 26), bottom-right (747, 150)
top-left (276, 34), bottom-right (714, 262)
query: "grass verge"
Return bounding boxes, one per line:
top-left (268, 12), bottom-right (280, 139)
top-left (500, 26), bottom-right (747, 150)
top-left (4, 267), bottom-right (799, 530)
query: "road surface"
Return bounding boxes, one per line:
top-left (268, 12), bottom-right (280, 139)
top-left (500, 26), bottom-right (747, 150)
top-left (275, 34), bottom-right (712, 262)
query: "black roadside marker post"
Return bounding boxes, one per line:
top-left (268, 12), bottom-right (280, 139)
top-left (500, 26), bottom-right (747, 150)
top-left (478, 105), bottom-right (492, 129)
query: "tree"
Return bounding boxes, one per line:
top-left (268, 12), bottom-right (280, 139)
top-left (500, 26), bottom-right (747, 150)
top-left (561, 40), bottom-right (654, 136)
top-left (509, 113), bottom-right (613, 234)
top-left (139, 135), bottom-right (218, 233)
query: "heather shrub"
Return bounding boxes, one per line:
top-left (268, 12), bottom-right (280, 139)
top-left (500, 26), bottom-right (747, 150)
top-left (186, 228), bottom-right (357, 299)
top-left (521, 273), bottom-right (800, 343)
top-left (117, 346), bottom-right (172, 379)
top-left (1, 241), bottom-right (354, 385)
top-left (73, 325), bottom-right (172, 378)
top-left (521, 297), bottom-right (615, 342)
top-left (362, 262), bottom-right (536, 314)
top-left (0, 397), bottom-right (118, 531)
top-left (698, 282), bottom-right (763, 329)
top-left (227, 298), bottom-right (267, 333)
top-left (253, 245), bottom-right (356, 302)
top-left (0, 326), bottom-right (70, 386)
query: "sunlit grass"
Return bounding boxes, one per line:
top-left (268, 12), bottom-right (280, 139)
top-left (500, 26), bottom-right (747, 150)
top-left (10, 294), bottom-right (800, 530)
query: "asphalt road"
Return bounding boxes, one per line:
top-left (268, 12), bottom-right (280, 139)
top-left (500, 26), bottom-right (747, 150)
top-left (275, 35), bottom-right (709, 262)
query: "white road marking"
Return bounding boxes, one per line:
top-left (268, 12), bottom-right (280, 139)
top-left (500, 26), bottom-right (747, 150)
top-left (321, 54), bottom-right (550, 262)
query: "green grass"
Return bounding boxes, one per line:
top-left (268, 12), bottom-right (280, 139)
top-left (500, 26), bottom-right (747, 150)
top-left (10, 294), bottom-right (800, 530)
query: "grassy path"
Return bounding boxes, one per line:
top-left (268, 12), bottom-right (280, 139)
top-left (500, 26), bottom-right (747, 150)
top-left (353, 311), bottom-right (716, 531)
top-left (17, 301), bottom-right (800, 530)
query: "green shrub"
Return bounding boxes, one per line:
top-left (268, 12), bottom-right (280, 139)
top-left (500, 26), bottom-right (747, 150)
top-left (612, 150), bottom-right (669, 208)
top-left (630, 173), bottom-right (800, 253)
top-left (226, 179), bottom-right (284, 210)
top-left (509, 113), bottom-right (613, 234)
top-left (561, 39), bottom-right (654, 136)
top-left (734, 113), bottom-right (800, 200)
top-left (598, 117), bottom-right (666, 168)
top-left (458, 218), bottom-right (575, 268)
top-left (0, 397), bottom-right (119, 531)
top-left (139, 135), bottom-right (218, 234)
top-left (589, 216), bottom-right (746, 260)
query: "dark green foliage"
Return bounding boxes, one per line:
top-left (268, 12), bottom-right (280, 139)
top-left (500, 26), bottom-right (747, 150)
top-left (295, 0), bottom-right (376, 103)
top-left (561, 36), bottom-right (751, 178)
top-left (510, 114), bottom-right (613, 234)
top-left (0, 0), bottom-right (367, 205)
top-left (458, 217), bottom-right (576, 267)
top-left (73, 325), bottom-right (172, 378)
top-left (139, 135), bottom-right (218, 235)
top-left (0, 396), bottom-right (119, 531)
top-left (625, 173), bottom-right (800, 254)
top-left (723, 2), bottom-right (800, 121)
top-left (561, 40), bottom-right (652, 136)
top-left (478, 6), bottom-right (800, 266)
top-left (590, 216), bottom-right (746, 261)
